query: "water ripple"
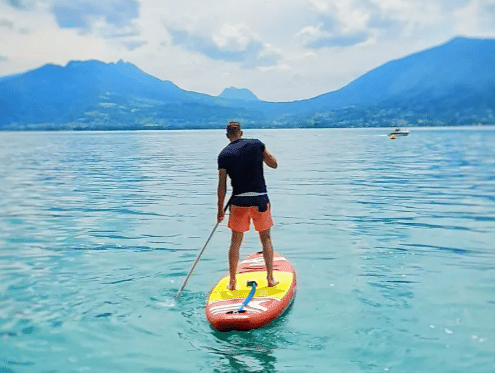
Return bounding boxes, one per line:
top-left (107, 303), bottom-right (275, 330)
top-left (1, 128), bottom-right (495, 372)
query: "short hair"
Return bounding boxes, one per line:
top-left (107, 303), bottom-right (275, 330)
top-left (226, 121), bottom-right (241, 136)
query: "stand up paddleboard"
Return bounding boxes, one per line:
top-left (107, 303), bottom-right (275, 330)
top-left (206, 252), bottom-right (296, 332)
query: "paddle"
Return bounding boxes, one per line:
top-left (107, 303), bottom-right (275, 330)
top-left (175, 201), bottom-right (230, 298)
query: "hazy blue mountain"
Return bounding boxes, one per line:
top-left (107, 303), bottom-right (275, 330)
top-left (294, 37), bottom-right (495, 110)
top-left (219, 87), bottom-right (259, 101)
top-left (0, 60), bottom-right (264, 129)
top-left (0, 37), bottom-right (494, 130)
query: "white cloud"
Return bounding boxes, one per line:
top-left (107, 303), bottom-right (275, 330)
top-left (295, 24), bottom-right (324, 44)
top-left (213, 23), bottom-right (257, 51)
top-left (0, 19), bottom-right (14, 29)
top-left (166, 22), bottom-right (282, 68)
top-left (0, 0), bottom-right (494, 101)
top-left (0, 2), bottom-right (111, 70)
top-left (51, 0), bottom-right (140, 32)
top-left (454, 0), bottom-right (495, 35)
top-left (3, 0), bottom-right (36, 10)
top-left (375, 0), bottom-right (445, 36)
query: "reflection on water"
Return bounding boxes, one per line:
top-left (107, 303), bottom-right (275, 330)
top-left (177, 289), bottom-right (292, 372)
top-left (210, 332), bottom-right (278, 373)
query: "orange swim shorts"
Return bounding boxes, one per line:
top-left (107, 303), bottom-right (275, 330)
top-left (228, 204), bottom-right (274, 233)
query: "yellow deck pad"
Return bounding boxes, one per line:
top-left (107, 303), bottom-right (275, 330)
top-left (208, 271), bottom-right (294, 304)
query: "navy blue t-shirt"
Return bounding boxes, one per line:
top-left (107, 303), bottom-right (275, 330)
top-left (218, 139), bottom-right (268, 205)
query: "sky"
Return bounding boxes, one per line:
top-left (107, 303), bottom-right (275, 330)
top-left (1, 0), bottom-right (495, 102)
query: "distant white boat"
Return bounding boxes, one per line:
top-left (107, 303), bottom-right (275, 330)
top-left (389, 128), bottom-right (410, 136)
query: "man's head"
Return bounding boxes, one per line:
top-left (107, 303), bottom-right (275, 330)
top-left (226, 121), bottom-right (243, 141)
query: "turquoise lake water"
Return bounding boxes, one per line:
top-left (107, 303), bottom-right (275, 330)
top-left (1, 128), bottom-right (494, 372)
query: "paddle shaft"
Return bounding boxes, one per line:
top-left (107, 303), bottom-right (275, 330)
top-left (176, 202), bottom-right (229, 298)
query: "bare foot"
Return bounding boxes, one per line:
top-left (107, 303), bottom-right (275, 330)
top-left (227, 280), bottom-right (236, 291)
top-left (267, 278), bottom-right (279, 287)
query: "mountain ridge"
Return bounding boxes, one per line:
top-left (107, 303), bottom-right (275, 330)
top-left (0, 36), bottom-right (494, 130)
top-left (218, 87), bottom-right (259, 101)
top-left (291, 37), bottom-right (495, 107)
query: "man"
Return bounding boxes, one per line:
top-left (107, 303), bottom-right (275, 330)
top-left (217, 121), bottom-right (279, 291)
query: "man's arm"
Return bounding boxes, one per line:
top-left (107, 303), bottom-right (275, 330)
top-left (263, 148), bottom-right (278, 169)
top-left (217, 168), bottom-right (227, 223)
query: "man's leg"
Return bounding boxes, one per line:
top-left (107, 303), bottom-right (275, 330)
top-left (259, 228), bottom-right (279, 287)
top-left (228, 230), bottom-right (244, 290)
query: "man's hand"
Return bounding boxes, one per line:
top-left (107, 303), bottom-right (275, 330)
top-left (263, 148), bottom-right (278, 169)
top-left (217, 207), bottom-right (225, 223)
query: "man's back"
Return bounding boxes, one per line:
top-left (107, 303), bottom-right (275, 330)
top-left (218, 138), bottom-right (267, 196)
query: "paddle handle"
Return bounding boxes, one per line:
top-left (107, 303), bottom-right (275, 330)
top-left (237, 281), bottom-right (257, 312)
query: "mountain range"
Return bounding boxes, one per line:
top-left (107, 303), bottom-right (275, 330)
top-left (0, 37), bottom-right (494, 130)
